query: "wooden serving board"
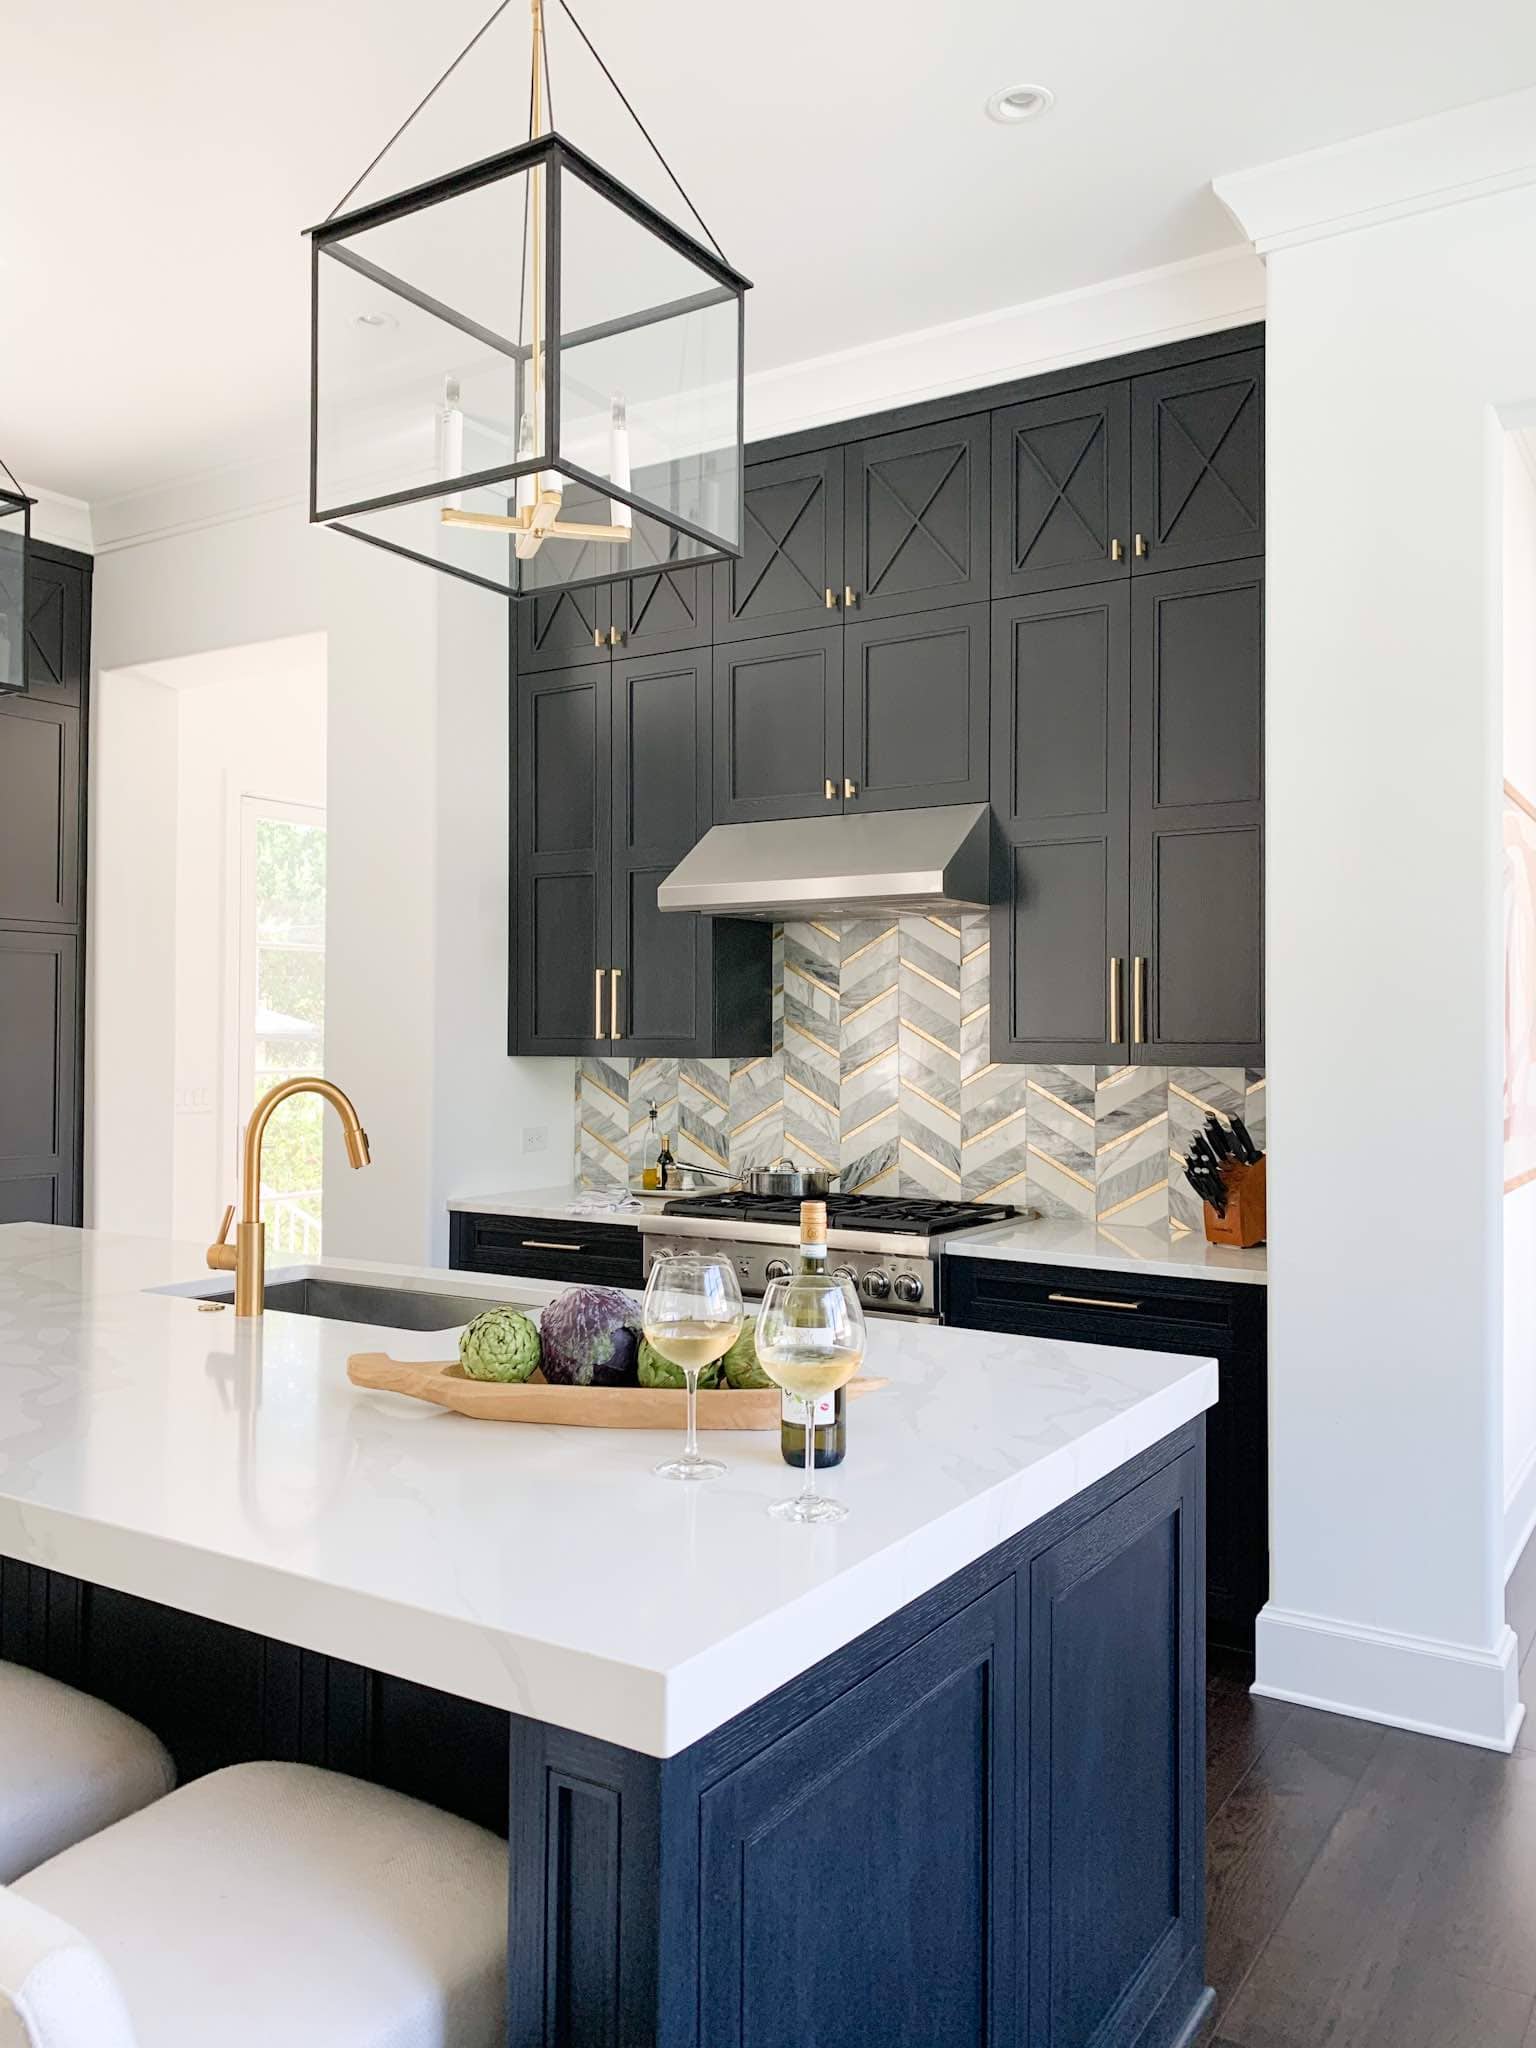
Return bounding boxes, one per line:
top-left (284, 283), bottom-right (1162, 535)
top-left (346, 1353), bottom-right (883, 1429)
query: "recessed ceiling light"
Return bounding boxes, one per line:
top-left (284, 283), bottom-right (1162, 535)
top-left (353, 310), bottom-right (398, 332)
top-left (985, 83), bottom-right (1054, 125)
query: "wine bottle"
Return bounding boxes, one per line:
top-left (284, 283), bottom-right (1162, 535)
top-left (779, 1197), bottom-right (847, 1470)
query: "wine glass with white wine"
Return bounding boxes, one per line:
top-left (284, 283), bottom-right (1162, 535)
top-left (754, 1270), bottom-right (866, 1523)
top-left (642, 1252), bottom-right (744, 1482)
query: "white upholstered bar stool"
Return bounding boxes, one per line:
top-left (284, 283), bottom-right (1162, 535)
top-left (0, 1760), bottom-right (508, 2048)
top-left (0, 1663), bottom-right (174, 1884)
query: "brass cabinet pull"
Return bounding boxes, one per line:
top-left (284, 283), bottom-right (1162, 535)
top-left (1133, 533), bottom-right (1148, 559)
top-left (844, 585), bottom-right (858, 608)
top-left (609, 625), bottom-right (624, 646)
top-left (610, 966), bottom-right (622, 1039)
top-left (522, 1240), bottom-right (585, 1252)
top-left (844, 778), bottom-right (857, 800)
top-left (1048, 1292), bottom-right (1142, 1311)
top-left (1132, 956), bottom-right (1147, 1045)
top-left (824, 778), bottom-right (836, 800)
top-left (824, 587), bottom-right (838, 609)
top-left (1110, 538), bottom-right (1124, 563)
top-left (593, 628), bottom-right (605, 647)
top-left (594, 968), bottom-right (606, 1037)
top-left (1108, 957), bottom-right (1124, 1045)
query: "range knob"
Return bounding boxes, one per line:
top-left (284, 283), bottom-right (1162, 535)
top-left (863, 1268), bottom-right (892, 1300)
top-left (832, 1265), bottom-right (859, 1287)
top-left (764, 1258), bottom-right (792, 1281)
top-left (893, 1273), bottom-right (925, 1305)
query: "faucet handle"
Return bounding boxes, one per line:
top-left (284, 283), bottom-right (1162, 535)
top-left (207, 1204), bottom-right (239, 1273)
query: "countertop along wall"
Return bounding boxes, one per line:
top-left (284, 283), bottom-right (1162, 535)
top-left (574, 911), bottom-right (1266, 1236)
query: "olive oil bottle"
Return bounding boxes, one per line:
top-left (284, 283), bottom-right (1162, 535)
top-left (779, 1198), bottom-right (847, 1470)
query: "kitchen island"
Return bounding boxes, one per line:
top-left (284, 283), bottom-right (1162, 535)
top-left (0, 1222), bottom-right (1217, 2048)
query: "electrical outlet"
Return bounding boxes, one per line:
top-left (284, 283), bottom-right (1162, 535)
top-left (522, 1125), bottom-right (550, 1155)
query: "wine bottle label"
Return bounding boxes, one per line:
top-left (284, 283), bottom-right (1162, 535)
top-left (781, 1391), bottom-right (836, 1425)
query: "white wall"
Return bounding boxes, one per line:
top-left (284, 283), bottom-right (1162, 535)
top-left (1217, 92), bottom-right (1536, 1748)
top-left (89, 501), bottom-right (574, 1263)
top-left (1504, 437), bottom-right (1536, 1570)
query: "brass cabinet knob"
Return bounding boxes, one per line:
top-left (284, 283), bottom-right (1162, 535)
top-left (844, 778), bottom-right (857, 800)
top-left (1133, 534), bottom-right (1148, 559)
top-left (1110, 538), bottom-right (1124, 563)
top-left (593, 628), bottom-right (605, 647)
top-left (844, 585), bottom-right (858, 608)
top-left (609, 625), bottom-right (624, 646)
top-left (824, 779), bottom-right (836, 800)
top-left (824, 587), bottom-right (838, 609)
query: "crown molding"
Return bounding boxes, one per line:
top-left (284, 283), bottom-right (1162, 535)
top-left (86, 244), bottom-right (1265, 555)
top-left (21, 487), bottom-right (95, 555)
top-left (1214, 83), bottom-right (1536, 255)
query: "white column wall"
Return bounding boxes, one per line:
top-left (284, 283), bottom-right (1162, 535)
top-left (1218, 123), bottom-right (1536, 1745)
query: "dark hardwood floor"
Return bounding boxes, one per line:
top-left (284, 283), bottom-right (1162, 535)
top-left (1202, 1546), bottom-right (1536, 2046)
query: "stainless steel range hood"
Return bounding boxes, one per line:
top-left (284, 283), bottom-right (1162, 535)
top-left (657, 803), bottom-right (992, 920)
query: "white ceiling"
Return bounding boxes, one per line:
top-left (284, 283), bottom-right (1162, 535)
top-left (5, 0), bottom-right (1535, 503)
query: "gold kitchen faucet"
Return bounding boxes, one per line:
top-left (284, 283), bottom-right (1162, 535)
top-left (208, 1079), bottom-right (370, 1317)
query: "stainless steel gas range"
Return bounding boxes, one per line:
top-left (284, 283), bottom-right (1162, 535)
top-left (641, 1193), bottom-right (1020, 1320)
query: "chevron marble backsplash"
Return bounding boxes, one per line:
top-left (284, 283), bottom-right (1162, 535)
top-left (574, 912), bottom-right (1266, 1234)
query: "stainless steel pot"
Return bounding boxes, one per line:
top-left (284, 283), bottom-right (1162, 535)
top-left (742, 1156), bottom-right (835, 1199)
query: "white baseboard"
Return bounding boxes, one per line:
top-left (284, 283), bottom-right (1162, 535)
top-left (1253, 1605), bottom-right (1525, 1753)
top-left (1506, 1442), bottom-right (1536, 1581)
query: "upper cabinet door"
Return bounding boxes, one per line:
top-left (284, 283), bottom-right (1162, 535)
top-left (613, 562), bottom-right (713, 656)
top-left (0, 931), bottom-right (80, 1227)
top-left (0, 696), bottom-right (81, 924)
top-left (714, 450), bottom-right (844, 641)
top-left (990, 586), bottom-right (1131, 1066)
top-left (843, 604), bottom-right (988, 813)
top-left (609, 650), bottom-right (712, 1056)
top-left (22, 553), bottom-right (88, 706)
top-left (515, 583), bottom-right (611, 673)
top-left (843, 417), bottom-right (989, 619)
top-left (712, 629), bottom-right (843, 824)
top-left (1129, 561), bottom-right (1264, 1066)
top-left (991, 382), bottom-right (1130, 600)
top-left (1131, 349), bottom-right (1264, 575)
top-left (511, 667), bottom-right (611, 1055)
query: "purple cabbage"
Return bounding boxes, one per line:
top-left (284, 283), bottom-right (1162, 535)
top-left (538, 1286), bottom-right (642, 1387)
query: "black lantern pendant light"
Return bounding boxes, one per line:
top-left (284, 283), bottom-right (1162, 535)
top-left (0, 453), bottom-right (33, 696)
top-left (307, 0), bottom-right (749, 599)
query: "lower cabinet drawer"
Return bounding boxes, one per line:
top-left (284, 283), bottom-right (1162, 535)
top-left (946, 1258), bottom-right (1236, 1353)
top-left (449, 1212), bottom-right (644, 1289)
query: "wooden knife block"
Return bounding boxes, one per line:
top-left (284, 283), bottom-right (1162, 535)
top-left (1202, 1156), bottom-right (1266, 1248)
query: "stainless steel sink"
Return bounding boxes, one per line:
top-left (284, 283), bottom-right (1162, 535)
top-left (195, 1278), bottom-right (512, 1332)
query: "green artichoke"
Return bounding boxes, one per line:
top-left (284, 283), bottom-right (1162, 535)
top-left (638, 1337), bottom-right (721, 1389)
top-left (720, 1316), bottom-right (773, 1390)
top-left (459, 1307), bottom-right (541, 1382)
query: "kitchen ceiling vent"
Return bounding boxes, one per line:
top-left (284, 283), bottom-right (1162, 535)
top-left (0, 451), bottom-right (32, 696)
top-left (306, 0), bottom-right (749, 600)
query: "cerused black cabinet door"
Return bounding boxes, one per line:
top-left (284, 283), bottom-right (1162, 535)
top-left (990, 587), bottom-right (1131, 1064)
top-left (612, 561), bottom-right (712, 656)
top-left (0, 931), bottom-right (80, 1225)
top-left (712, 629), bottom-right (843, 823)
top-left (842, 603), bottom-right (988, 813)
top-left (512, 665), bottom-right (611, 1055)
top-left (0, 695), bottom-right (81, 924)
top-left (699, 1580), bottom-right (1017, 2048)
top-left (1129, 560), bottom-right (1264, 1065)
top-left (21, 552), bottom-right (89, 704)
top-left (843, 415), bottom-right (990, 619)
top-left (1131, 348), bottom-right (1264, 575)
top-left (714, 449), bottom-right (844, 640)
top-left (992, 382), bottom-right (1130, 600)
top-left (609, 650), bottom-right (771, 1059)
top-left (515, 582), bottom-right (611, 673)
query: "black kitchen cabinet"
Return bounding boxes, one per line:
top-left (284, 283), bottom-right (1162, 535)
top-left (712, 628), bottom-right (843, 823)
top-left (1130, 561), bottom-right (1264, 1066)
top-left (946, 1256), bottom-right (1267, 1653)
top-left (990, 585), bottom-right (1131, 1064)
top-left (992, 381), bottom-right (1130, 600)
top-left (843, 604), bottom-right (989, 812)
top-left (515, 580), bottom-right (612, 673)
top-left (511, 654), bottom-right (771, 1058)
top-left (1131, 349), bottom-right (1263, 575)
top-left (843, 415), bottom-right (989, 618)
top-left (450, 1209), bottom-right (643, 1290)
top-left (713, 448), bottom-right (843, 640)
top-left (612, 561), bottom-right (712, 656)
top-left (0, 539), bottom-right (90, 1229)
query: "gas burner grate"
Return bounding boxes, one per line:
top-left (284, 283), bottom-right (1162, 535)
top-left (660, 1192), bottom-right (1017, 1235)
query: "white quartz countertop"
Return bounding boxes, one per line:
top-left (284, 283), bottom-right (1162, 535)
top-left (450, 1185), bottom-right (1268, 1285)
top-left (0, 1224), bottom-right (1216, 1757)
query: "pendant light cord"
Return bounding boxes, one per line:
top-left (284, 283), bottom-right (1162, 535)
top-left (325, 0), bottom-right (731, 267)
top-left (549, 0), bottom-right (727, 263)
